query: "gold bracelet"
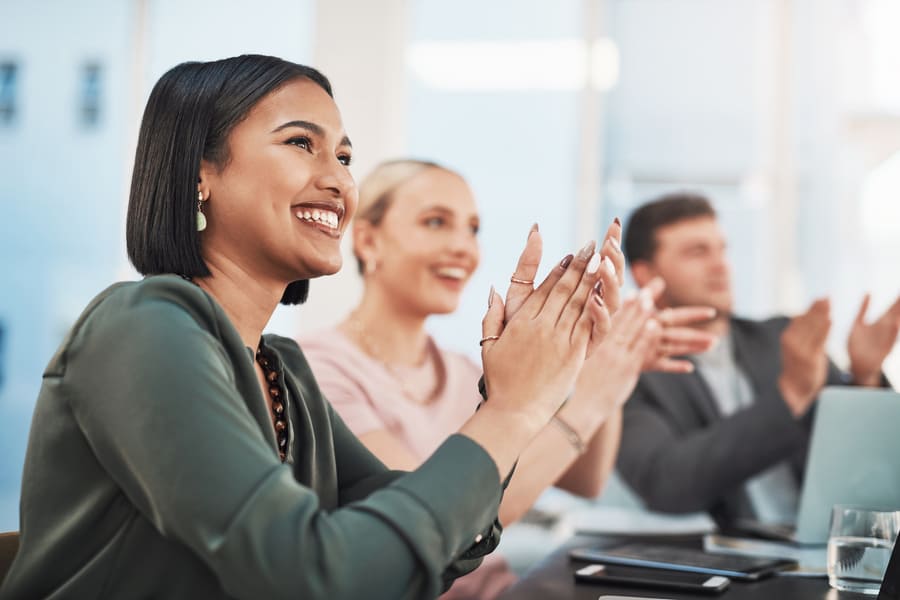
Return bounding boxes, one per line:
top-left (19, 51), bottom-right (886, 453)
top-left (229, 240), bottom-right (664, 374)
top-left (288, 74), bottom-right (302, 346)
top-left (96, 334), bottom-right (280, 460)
top-left (551, 413), bottom-right (586, 455)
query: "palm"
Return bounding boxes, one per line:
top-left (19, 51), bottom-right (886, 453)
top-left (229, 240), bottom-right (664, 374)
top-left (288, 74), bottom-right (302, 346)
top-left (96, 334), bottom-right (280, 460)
top-left (848, 294), bottom-right (900, 382)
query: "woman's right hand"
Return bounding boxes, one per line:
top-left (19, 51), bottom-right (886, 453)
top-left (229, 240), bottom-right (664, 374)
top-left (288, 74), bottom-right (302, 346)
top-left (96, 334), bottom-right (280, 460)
top-left (479, 235), bottom-right (605, 434)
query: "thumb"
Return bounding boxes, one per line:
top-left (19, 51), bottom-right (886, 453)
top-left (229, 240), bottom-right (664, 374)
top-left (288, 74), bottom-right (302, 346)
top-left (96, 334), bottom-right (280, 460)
top-left (481, 285), bottom-right (505, 362)
top-left (855, 293), bottom-right (871, 325)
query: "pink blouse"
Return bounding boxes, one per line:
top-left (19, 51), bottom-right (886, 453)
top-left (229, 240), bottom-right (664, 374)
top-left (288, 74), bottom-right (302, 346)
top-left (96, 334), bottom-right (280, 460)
top-left (300, 327), bottom-right (517, 600)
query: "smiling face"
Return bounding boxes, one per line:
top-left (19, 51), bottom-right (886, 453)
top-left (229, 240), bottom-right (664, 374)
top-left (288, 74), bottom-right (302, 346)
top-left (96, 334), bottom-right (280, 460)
top-left (198, 77), bottom-right (357, 284)
top-left (359, 168), bottom-right (481, 317)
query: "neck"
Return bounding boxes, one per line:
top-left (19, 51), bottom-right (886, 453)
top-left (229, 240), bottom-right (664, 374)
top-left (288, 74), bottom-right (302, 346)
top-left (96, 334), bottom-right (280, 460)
top-left (194, 253), bottom-right (285, 350)
top-left (344, 282), bottom-right (429, 366)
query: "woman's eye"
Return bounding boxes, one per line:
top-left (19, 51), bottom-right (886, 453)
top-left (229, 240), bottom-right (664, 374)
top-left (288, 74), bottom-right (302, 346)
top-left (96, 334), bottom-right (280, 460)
top-left (470, 223), bottom-right (480, 235)
top-left (286, 136), bottom-right (312, 151)
top-left (424, 216), bottom-right (445, 228)
top-left (337, 154), bottom-right (352, 166)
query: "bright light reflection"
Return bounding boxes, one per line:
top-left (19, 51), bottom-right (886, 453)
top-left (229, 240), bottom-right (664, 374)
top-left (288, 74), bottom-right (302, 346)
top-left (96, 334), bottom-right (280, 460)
top-left (407, 39), bottom-right (619, 92)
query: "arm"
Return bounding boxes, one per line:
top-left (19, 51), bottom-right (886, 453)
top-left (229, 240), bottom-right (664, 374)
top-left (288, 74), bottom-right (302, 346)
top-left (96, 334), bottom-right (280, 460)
top-left (555, 408), bottom-right (622, 497)
top-left (617, 377), bottom-right (808, 514)
top-left (68, 300), bottom-right (502, 600)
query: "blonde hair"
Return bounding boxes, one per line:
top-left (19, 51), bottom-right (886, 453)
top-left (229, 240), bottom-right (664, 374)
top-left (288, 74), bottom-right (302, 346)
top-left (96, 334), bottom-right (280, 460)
top-left (353, 159), bottom-right (455, 272)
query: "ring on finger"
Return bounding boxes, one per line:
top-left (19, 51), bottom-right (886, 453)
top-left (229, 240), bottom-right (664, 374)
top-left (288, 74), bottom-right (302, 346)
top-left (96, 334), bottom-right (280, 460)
top-left (479, 335), bottom-right (501, 346)
top-left (509, 276), bottom-right (534, 285)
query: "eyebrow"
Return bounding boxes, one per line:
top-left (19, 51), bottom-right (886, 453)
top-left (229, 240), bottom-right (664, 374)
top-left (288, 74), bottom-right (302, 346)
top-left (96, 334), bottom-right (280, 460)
top-left (271, 120), bottom-right (352, 148)
top-left (420, 205), bottom-right (480, 220)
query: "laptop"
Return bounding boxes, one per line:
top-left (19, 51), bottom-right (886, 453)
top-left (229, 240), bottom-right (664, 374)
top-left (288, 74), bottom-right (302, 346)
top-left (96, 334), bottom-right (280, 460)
top-left (792, 387), bottom-right (900, 544)
top-left (880, 537), bottom-right (900, 599)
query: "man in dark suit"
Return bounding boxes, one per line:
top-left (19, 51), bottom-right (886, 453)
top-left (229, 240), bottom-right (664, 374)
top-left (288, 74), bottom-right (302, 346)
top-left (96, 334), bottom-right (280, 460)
top-left (616, 192), bottom-right (900, 528)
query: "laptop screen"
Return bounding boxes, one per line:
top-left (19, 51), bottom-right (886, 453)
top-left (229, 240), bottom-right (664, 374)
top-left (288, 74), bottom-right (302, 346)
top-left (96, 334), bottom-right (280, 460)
top-left (879, 540), bottom-right (900, 600)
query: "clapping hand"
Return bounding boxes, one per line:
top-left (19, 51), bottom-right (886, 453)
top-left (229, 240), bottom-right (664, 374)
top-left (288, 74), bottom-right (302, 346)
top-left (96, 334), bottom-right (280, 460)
top-left (847, 293), bottom-right (900, 387)
top-left (779, 298), bottom-right (831, 417)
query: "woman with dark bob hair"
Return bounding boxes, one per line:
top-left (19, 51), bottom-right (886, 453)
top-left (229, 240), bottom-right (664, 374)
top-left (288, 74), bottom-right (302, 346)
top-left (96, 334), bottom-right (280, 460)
top-left (0, 55), bottom-right (615, 599)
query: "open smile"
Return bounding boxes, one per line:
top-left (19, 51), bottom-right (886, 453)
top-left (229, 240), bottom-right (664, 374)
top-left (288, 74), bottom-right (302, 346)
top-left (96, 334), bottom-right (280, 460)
top-left (293, 201), bottom-right (345, 237)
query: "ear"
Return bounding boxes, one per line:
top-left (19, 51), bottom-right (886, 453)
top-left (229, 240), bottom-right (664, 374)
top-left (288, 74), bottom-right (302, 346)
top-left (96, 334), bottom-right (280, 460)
top-left (198, 159), bottom-right (214, 201)
top-left (630, 260), bottom-right (657, 288)
top-left (352, 220), bottom-right (381, 274)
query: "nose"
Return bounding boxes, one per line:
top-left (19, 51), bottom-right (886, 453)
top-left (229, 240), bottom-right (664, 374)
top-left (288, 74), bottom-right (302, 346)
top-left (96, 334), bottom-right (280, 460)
top-left (315, 155), bottom-right (355, 200)
top-left (447, 225), bottom-right (480, 263)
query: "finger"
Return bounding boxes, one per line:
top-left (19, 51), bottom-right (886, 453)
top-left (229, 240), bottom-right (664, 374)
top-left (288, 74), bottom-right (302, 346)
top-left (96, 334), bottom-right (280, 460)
top-left (631, 318), bottom-right (660, 354)
top-left (535, 240), bottom-right (596, 321)
top-left (596, 256), bottom-right (621, 315)
top-left (887, 295), bottom-right (900, 322)
top-left (558, 248), bottom-right (604, 335)
top-left (659, 306), bottom-right (717, 327)
top-left (599, 220), bottom-right (626, 286)
top-left (480, 286), bottom-right (505, 362)
top-left (660, 328), bottom-right (717, 354)
top-left (606, 295), bottom-right (649, 350)
top-left (505, 224), bottom-right (542, 321)
top-left (584, 285), bottom-right (612, 353)
top-left (646, 357), bottom-right (696, 374)
top-left (854, 293), bottom-right (871, 325)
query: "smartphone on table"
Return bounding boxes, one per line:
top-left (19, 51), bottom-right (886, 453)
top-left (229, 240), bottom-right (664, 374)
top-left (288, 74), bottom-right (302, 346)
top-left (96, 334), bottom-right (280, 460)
top-left (569, 542), bottom-right (798, 581)
top-left (574, 563), bottom-right (730, 595)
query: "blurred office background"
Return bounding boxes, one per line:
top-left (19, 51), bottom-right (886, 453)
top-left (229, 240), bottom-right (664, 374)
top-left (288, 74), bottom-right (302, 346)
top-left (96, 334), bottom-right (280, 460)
top-left (1, 0), bottom-right (899, 534)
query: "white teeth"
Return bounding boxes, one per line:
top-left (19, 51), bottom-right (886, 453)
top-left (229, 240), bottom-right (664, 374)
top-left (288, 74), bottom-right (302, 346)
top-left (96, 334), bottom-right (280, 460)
top-left (295, 208), bottom-right (340, 229)
top-left (435, 267), bottom-right (467, 280)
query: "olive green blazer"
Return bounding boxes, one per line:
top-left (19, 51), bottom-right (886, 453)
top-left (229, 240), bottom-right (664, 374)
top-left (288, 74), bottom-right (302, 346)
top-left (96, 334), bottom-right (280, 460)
top-left (0, 275), bottom-right (502, 599)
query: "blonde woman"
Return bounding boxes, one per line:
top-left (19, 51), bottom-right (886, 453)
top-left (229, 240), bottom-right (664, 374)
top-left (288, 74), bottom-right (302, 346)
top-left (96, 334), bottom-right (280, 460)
top-left (301, 160), bottom-right (715, 599)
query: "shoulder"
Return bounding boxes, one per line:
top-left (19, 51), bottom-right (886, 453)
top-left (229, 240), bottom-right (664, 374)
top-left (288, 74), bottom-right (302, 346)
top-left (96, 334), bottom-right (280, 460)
top-left (48, 276), bottom-right (237, 377)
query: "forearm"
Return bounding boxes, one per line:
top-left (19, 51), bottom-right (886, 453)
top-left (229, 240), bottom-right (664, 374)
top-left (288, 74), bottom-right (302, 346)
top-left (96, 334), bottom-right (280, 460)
top-left (496, 398), bottom-right (614, 524)
top-left (556, 407), bottom-right (622, 497)
top-left (619, 396), bottom-right (806, 513)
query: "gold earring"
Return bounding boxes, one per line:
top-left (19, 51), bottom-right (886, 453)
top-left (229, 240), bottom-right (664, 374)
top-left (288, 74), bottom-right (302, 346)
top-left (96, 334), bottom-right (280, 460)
top-left (196, 190), bottom-right (207, 232)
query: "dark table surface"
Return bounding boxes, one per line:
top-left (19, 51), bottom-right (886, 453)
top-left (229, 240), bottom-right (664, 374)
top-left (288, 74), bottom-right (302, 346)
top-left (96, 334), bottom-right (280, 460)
top-left (497, 534), bottom-right (871, 600)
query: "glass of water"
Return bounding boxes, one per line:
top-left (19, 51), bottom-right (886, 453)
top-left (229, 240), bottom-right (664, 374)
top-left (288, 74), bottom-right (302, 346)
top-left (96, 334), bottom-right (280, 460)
top-left (827, 505), bottom-right (900, 595)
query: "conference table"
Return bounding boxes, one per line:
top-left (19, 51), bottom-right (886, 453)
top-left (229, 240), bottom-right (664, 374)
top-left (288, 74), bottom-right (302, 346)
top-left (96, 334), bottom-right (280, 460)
top-left (496, 533), bottom-right (870, 600)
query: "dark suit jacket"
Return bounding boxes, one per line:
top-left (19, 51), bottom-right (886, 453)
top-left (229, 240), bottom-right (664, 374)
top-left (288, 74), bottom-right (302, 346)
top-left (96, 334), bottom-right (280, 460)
top-left (616, 316), bottom-right (852, 527)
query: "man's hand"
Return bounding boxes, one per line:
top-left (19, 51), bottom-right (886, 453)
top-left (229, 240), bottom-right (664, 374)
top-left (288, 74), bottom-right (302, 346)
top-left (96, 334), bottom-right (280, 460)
top-left (778, 298), bottom-right (831, 417)
top-left (847, 293), bottom-right (900, 387)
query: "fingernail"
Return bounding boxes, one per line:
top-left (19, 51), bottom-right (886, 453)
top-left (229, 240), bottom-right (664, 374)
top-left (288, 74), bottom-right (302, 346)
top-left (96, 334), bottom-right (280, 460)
top-left (593, 279), bottom-right (605, 300)
top-left (586, 252), bottom-right (601, 274)
top-left (610, 235), bottom-right (622, 253)
top-left (488, 285), bottom-right (495, 307)
top-left (529, 223), bottom-right (539, 237)
top-left (602, 256), bottom-right (616, 276)
top-left (578, 240), bottom-right (596, 260)
top-left (594, 294), bottom-right (605, 308)
top-left (560, 254), bottom-right (574, 269)
top-left (614, 217), bottom-right (621, 227)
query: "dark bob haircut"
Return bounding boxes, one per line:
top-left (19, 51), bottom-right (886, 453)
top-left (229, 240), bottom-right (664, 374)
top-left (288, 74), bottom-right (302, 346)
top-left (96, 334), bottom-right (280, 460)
top-left (623, 191), bottom-right (716, 264)
top-left (126, 54), bottom-right (333, 305)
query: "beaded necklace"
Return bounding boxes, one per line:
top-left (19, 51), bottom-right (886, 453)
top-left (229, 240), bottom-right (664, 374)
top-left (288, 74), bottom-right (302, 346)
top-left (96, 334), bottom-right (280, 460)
top-left (255, 345), bottom-right (289, 462)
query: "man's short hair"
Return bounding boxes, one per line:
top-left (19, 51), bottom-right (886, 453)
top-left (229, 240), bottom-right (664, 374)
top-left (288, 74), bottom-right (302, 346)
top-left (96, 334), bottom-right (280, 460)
top-left (623, 191), bottom-right (716, 264)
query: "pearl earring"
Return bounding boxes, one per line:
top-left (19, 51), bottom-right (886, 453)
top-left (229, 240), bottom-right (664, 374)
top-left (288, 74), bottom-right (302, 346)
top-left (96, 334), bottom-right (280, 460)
top-left (196, 190), bottom-right (207, 232)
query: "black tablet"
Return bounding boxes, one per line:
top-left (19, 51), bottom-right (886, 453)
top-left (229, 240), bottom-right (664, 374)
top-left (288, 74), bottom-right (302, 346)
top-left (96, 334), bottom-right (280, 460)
top-left (569, 543), bottom-right (798, 581)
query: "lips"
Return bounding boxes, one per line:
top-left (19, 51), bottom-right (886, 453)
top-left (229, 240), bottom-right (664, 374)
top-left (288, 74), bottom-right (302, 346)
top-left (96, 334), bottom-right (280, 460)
top-left (433, 266), bottom-right (469, 280)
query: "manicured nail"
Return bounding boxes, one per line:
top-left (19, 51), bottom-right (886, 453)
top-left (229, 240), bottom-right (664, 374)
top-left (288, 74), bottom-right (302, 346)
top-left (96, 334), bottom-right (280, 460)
top-left (528, 223), bottom-right (539, 238)
top-left (488, 285), bottom-right (495, 307)
top-left (560, 254), bottom-right (574, 269)
top-left (577, 240), bottom-right (596, 260)
top-left (593, 279), bottom-right (605, 300)
top-left (593, 294), bottom-right (605, 308)
top-left (602, 255), bottom-right (616, 276)
top-left (586, 253), bottom-right (601, 274)
top-left (610, 235), bottom-right (622, 253)
top-left (614, 216), bottom-right (621, 227)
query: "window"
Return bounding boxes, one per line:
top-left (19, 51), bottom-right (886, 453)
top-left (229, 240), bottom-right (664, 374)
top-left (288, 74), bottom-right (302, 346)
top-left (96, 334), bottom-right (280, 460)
top-left (79, 62), bottom-right (102, 128)
top-left (0, 62), bottom-right (18, 125)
